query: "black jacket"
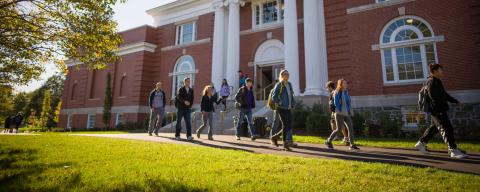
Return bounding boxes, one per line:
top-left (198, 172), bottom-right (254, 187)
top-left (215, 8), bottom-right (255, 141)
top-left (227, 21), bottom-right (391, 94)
top-left (200, 95), bottom-right (215, 112)
top-left (148, 89), bottom-right (166, 108)
top-left (427, 76), bottom-right (458, 113)
top-left (176, 86), bottom-right (194, 110)
top-left (4, 116), bottom-right (11, 128)
top-left (235, 86), bottom-right (255, 109)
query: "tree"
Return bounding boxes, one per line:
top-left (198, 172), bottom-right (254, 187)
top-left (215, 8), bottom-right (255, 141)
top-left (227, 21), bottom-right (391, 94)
top-left (53, 100), bottom-right (61, 125)
top-left (39, 90), bottom-right (51, 130)
top-left (103, 73), bottom-right (113, 129)
top-left (0, 0), bottom-right (124, 86)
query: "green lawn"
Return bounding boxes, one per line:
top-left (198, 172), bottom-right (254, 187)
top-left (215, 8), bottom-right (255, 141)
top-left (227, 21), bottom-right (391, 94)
top-left (294, 135), bottom-right (480, 153)
top-left (0, 135), bottom-right (479, 192)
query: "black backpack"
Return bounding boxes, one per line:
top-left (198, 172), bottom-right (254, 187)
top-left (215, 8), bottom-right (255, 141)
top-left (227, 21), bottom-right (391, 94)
top-left (418, 80), bottom-right (431, 112)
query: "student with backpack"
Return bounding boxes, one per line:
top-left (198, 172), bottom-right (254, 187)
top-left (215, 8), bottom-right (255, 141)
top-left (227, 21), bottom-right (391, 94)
top-left (270, 70), bottom-right (295, 151)
top-left (148, 82), bottom-right (166, 136)
top-left (219, 79), bottom-right (230, 111)
top-left (415, 64), bottom-right (468, 159)
top-left (234, 78), bottom-right (257, 141)
top-left (325, 79), bottom-right (359, 150)
top-left (175, 77), bottom-right (194, 141)
top-left (326, 81), bottom-right (349, 145)
top-left (197, 85), bottom-right (216, 140)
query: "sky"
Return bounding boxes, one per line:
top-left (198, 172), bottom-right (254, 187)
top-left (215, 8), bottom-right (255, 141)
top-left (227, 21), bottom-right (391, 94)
top-left (14, 0), bottom-right (176, 93)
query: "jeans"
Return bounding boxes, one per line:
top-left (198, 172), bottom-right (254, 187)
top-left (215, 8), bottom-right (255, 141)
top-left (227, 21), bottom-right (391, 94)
top-left (236, 108), bottom-right (256, 137)
top-left (270, 110), bottom-right (293, 141)
top-left (420, 112), bottom-right (457, 149)
top-left (327, 113), bottom-right (355, 146)
top-left (148, 107), bottom-right (165, 134)
top-left (271, 108), bottom-right (292, 143)
top-left (175, 108), bottom-right (192, 137)
top-left (197, 112), bottom-right (213, 137)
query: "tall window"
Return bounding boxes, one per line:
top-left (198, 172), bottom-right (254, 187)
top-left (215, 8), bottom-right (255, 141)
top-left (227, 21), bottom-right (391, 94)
top-left (171, 55), bottom-right (196, 98)
top-left (87, 114), bottom-right (96, 129)
top-left (115, 114), bottom-right (124, 126)
top-left (119, 76), bottom-right (126, 97)
top-left (252, 0), bottom-right (285, 27)
top-left (380, 16), bottom-right (437, 84)
top-left (176, 21), bottom-right (196, 45)
top-left (67, 114), bottom-right (73, 129)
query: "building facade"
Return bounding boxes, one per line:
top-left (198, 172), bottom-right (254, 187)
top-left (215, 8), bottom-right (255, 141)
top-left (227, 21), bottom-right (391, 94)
top-left (59, 0), bottom-right (480, 130)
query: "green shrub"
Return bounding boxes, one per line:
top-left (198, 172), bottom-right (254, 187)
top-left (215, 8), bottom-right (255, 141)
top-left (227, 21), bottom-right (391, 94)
top-left (377, 112), bottom-right (402, 138)
top-left (291, 102), bottom-right (309, 130)
top-left (352, 112), bottom-right (366, 136)
top-left (306, 112), bottom-right (330, 135)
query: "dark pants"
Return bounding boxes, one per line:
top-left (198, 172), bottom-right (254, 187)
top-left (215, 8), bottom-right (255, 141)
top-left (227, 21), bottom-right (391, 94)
top-left (272, 108), bottom-right (292, 143)
top-left (175, 108), bottom-right (192, 137)
top-left (270, 110), bottom-right (293, 141)
top-left (420, 112), bottom-right (457, 149)
top-left (235, 108), bottom-right (256, 137)
top-left (220, 96), bottom-right (228, 110)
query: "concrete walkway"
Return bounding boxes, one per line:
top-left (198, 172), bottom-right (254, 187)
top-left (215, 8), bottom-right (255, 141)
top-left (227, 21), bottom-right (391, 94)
top-left (73, 133), bottom-right (480, 175)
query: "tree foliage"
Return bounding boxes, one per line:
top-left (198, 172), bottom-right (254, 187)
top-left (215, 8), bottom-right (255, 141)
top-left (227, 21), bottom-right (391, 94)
top-left (103, 73), bottom-right (112, 129)
top-left (0, 0), bottom-right (124, 85)
top-left (39, 89), bottom-right (51, 129)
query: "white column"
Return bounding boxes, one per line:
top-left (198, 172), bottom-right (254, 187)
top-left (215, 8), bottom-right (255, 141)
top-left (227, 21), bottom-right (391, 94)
top-left (211, 0), bottom-right (225, 89)
top-left (317, 0), bottom-right (329, 96)
top-left (303, 0), bottom-right (328, 95)
top-left (225, 0), bottom-right (241, 91)
top-left (284, 0), bottom-right (301, 95)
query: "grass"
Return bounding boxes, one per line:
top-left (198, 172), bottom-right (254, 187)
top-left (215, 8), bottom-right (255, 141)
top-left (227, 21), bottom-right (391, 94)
top-left (0, 135), bottom-right (479, 191)
top-left (294, 135), bottom-right (480, 153)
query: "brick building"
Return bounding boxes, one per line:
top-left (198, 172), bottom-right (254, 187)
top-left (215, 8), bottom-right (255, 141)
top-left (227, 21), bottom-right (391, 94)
top-left (59, 0), bottom-right (480, 130)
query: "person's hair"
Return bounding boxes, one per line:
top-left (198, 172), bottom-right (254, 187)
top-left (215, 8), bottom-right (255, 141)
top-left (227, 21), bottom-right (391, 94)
top-left (222, 79), bottom-right (228, 86)
top-left (429, 63), bottom-right (443, 73)
top-left (278, 69), bottom-right (289, 81)
top-left (245, 78), bottom-right (252, 84)
top-left (238, 70), bottom-right (243, 73)
top-left (202, 85), bottom-right (212, 96)
top-left (326, 81), bottom-right (335, 89)
top-left (183, 77), bottom-right (190, 82)
top-left (335, 79), bottom-right (346, 92)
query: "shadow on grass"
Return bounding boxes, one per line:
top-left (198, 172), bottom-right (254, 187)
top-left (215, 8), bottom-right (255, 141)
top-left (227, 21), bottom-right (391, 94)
top-left (0, 147), bottom-right (208, 192)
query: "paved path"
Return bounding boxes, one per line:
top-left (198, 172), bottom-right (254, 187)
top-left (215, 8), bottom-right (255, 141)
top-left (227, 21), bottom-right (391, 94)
top-left (73, 133), bottom-right (480, 175)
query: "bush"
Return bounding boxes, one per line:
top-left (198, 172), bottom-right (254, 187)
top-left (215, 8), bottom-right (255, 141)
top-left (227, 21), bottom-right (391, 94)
top-left (377, 112), bottom-right (402, 138)
top-left (291, 102), bottom-right (309, 130)
top-left (352, 112), bottom-right (366, 136)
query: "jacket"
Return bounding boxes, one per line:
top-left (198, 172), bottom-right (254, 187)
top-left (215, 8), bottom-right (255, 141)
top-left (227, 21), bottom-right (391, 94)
top-left (427, 76), bottom-right (458, 113)
top-left (235, 86), bottom-right (255, 109)
top-left (176, 86), bottom-right (194, 110)
top-left (201, 95), bottom-right (215, 112)
top-left (272, 81), bottom-right (295, 109)
top-left (333, 90), bottom-right (351, 114)
top-left (220, 85), bottom-right (230, 97)
top-left (148, 89), bottom-right (166, 108)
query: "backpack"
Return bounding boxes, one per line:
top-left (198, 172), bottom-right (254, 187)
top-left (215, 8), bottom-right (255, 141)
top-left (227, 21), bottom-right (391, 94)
top-left (418, 81), bottom-right (431, 112)
top-left (267, 83), bottom-right (283, 110)
top-left (328, 91), bottom-right (335, 113)
top-left (234, 87), bottom-right (245, 109)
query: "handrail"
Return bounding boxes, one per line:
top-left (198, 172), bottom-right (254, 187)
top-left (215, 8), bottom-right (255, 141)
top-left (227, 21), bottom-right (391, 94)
top-left (262, 82), bottom-right (276, 105)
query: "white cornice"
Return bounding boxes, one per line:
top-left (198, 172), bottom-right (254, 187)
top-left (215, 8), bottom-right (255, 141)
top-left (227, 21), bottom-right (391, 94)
top-left (160, 38), bottom-right (211, 52)
top-left (347, 0), bottom-right (416, 15)
top-left (147, 0), bottom-right (213, 27)
top-left (66, 42), bottom-right (157, 67)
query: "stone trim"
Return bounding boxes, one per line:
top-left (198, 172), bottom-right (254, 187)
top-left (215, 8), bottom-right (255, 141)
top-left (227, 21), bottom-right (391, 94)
top-left (346, 0), bottom-right (416, 15)
top-left (160, 38), bottom-right (211, 52)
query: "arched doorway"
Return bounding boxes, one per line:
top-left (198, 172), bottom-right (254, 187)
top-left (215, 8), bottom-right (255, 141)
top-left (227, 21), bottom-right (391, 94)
top-left (254, 39), bottom-right (285, 100)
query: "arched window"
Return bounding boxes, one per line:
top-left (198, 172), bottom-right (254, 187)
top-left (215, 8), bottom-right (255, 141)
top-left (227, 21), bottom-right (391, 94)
top-left (380, 16), bottom-right (438, 84)
top-left (119, 76), bottom-right (126, 97)
top-left (170, 55), bottom-right (196, 97)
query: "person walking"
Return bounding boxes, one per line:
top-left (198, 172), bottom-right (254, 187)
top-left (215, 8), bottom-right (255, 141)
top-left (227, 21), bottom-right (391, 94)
top-left (270, 111), bottom-right (296, 147)
top-left (325, 79), bottom-right (359, 150)
top-left (13, 113), bottom-right (23, 133)
top-left (219, 79), bottom-right (230, 111)
top-left (415, 64), bottom-right (468, 159)
top-left (4, 116), bottom-right (11, 133)
top-left (148, 82), bottom-right (166, 136)
top-left (238, 70), bottom-right (246, 88)
top-left (234, 78), bottom-right (257, 141)
top-left (270, 70), bottom-right (295, 151)
top-left (326, 81), bottom-right (349, 145)
top-left (175, 77), bottom-right (194, 141)
top-left (196, 85), bottom-right (215, 140)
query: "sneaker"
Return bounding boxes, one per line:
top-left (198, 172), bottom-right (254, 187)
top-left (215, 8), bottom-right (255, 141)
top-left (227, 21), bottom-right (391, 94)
top-left (148, 132), bottom-right (152, 136)
top-left (349, 145), bottom-right (360, 151)
top-left (283, 146), bottom-right (292, 151)
top-left (175, 136), bottom-right (181, 140)
top-left (154, 132), bottom-right (158, 136)
top-left (251, 135), bottom-right (257, 141)
top-left (208, 137), bottom-right (214, 141)
top-left (271, 138), bottom-right (279, 147)
top-left (187, 136), bottom-right (194, 141)
top-left (288, 141), bottom-right (298, 147)
top-left (449, 148), bottom-right (468, 159)
top-left (325, 141), bottom-right (334, 149)
top-left (415, 141), bottom-right (429, 154)
top-left (196, 132), bottom-right (201, 139)
top-left (235, 136), bottom-right (241, 140)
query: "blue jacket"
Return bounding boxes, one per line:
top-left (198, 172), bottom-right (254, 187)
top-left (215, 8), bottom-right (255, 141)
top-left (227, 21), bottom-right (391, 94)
top-left (148, 89), bottom-right (166, 108)
top-left (272, 81), bottom-right (294, 109)
top-left (333, 90), bottom-right (351, 113)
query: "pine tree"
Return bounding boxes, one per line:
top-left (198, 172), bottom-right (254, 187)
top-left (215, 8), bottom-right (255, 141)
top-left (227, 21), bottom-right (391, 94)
top-left (40, 90), bottom-right (51, 130)
top-left (103, 73), bottom-right (113, 129)
top-left (53, 101), bottom-right (62, 125)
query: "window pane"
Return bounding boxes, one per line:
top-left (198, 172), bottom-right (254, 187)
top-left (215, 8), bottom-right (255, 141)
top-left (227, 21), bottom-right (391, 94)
top-left (255, 5), bottom-right (260, 25)
top-left (262, 1), bottom-right (278, 24)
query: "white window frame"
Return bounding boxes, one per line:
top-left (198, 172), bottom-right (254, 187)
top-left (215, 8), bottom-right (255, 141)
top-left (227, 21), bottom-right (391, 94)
top-left (67, 114), bottom-right (73, 129)
top-left (379, 16), bottom-right (438, 86)
top-left (401, 106), bottom-right (426, 130)
top-left (86, 114), bottom-right (95, 129)
top-left (169, 55), bottom-right (198, 98)
top-left (376, 0), bottom-right (390, 3)
top-left (115, 113), bottom-right (124, 126)
top-left (251, 0), bottom-right (284, 29)
top-left (175, 21), bottom-right (197, 45)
